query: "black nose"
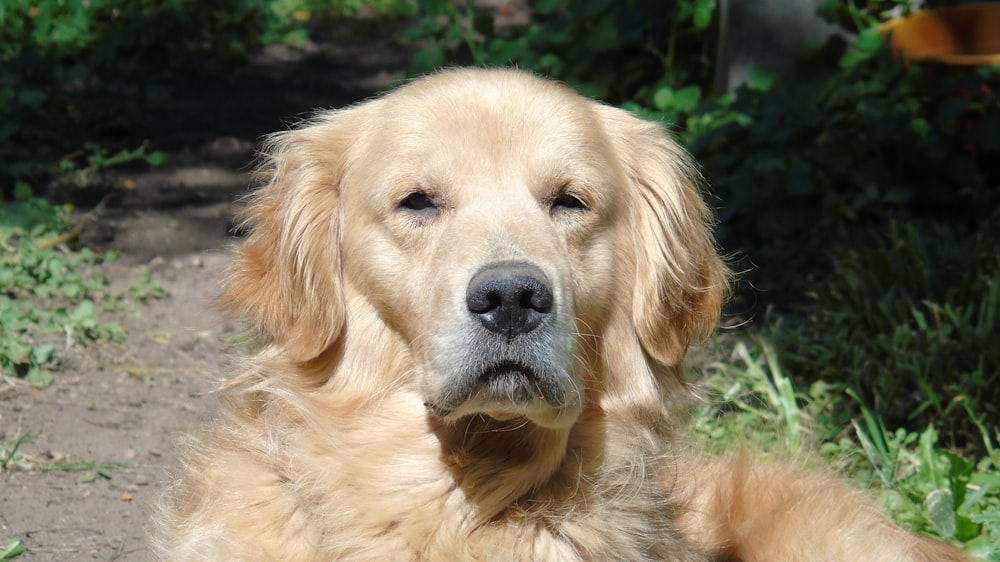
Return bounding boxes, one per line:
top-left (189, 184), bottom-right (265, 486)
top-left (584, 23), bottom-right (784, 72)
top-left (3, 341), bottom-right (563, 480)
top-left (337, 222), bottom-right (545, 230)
top-left (467, 262), bottom-right (554, 338)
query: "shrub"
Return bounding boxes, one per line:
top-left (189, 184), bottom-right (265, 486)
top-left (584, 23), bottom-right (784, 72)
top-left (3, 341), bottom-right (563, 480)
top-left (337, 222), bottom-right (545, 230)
top-left (0, 0), bottom-right (270, 194)
top-left (404, 0), bottom-right (715, 104)
top-left (689, 45), bottom-right (1000, 296)
top-left (681, 39), bottom-right (1000, 442)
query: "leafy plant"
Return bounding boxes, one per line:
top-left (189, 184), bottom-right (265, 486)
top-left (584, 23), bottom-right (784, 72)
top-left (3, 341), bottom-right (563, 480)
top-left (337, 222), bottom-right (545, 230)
top-left (847, 403), bottom-right (1000, 558)
top-left (404, 0), bottom-right (717, 104)
top-left (693, 334), bottom-right (807, 453)
top-left (0, 0), bottom-right (269, 193)
top-left (690, 333), bottom-right (999, 556)
top-left (264, 0), bottom-right (415, 44)
top-left (689, 46), bottom-right (999, 286)
top-left (56, 142), bottom-right (167, 189)
top-left (0, 186), bottom-right (123, 386)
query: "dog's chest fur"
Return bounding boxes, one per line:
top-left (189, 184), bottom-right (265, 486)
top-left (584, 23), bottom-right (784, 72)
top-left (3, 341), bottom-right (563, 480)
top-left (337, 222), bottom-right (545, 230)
top-left (158, 387), bottom-right (705, 562)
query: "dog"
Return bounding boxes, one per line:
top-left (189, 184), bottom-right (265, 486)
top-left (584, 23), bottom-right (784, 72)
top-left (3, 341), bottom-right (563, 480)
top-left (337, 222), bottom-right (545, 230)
top-left (149, 68), bottom-right (969, 561)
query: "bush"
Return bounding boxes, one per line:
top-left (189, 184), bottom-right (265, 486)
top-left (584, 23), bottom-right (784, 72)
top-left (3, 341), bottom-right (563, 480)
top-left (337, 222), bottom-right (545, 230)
top-left (689, 45), bottom-right (1000, 296)
top-left (404, 0), bottom-right (715, 103)
top-left (0, 0), bottom-right (271, 194)
top-left (681, 40), bottom-right (1000, 443)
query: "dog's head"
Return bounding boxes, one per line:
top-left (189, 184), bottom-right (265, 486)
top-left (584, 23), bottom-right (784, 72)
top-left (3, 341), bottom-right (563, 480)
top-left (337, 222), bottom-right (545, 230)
top-left (223, 69), bottom-right (728, 429)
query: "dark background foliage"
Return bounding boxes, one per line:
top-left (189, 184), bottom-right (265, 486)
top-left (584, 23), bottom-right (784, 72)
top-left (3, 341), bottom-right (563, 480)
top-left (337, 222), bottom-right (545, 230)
top-left (1, 1), bottom-right (998, 554)
top-left (0, 0), bottom-right (269, 190)
top-left (1, 0), bottom-right (997, 452)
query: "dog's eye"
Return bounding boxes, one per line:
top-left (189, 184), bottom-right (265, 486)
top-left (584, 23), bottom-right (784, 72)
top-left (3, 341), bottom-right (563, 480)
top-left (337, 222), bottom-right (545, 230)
top-left (551, 193), bottom-right (588, 212)
top-left (399, 191), bottom-right (437, 212)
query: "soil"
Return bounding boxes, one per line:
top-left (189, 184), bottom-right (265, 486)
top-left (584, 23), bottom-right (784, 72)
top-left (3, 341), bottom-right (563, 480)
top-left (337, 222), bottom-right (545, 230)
top-left (0, 21), bottom-right (412, 561)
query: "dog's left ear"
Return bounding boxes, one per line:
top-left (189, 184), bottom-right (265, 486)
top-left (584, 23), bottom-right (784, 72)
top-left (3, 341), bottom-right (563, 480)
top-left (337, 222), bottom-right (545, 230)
top-left (596, 105), bottom-right (730, 368)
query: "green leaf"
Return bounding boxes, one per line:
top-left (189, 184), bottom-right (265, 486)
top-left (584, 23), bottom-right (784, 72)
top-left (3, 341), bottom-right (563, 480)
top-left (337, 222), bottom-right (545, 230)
top-left (693, 0), bottom-right (715, 30)
top-left (925, 488), bottom-right (957, 539)
top-left (411, 44), bottom-right (445, 73)
top-left (842, 27), bottom-right (883, 67)
top-left (71, 299), bottom-right (96, 323)
top-left (673, 85), bottom-right (701, 112)
top-left (31, 343), bottom-right (54, 365)
top-left (145, 151), bottom-right (167, 167)
top-left (653, 84), bottom-right (701, 113)
top-left (855, 27), bottom-right (883, 55)
top-left (532, 0), bottom-right (562, 15)
top-left (25, 368), bottom-right (53, 389)
top-left (653, 86), bottom-right (674, 111)
top-left (586, 14), bottom-right (619, 52)
top-left (2, 340), bottom-right (30, 366)
top-left (0, 537), bottom-right (27, 561)
top-left (748, 67), bottom-right (774, 92)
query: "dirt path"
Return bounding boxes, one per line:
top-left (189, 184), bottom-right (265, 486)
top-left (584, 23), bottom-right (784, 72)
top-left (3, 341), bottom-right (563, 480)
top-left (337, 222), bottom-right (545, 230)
top-left (0, 21), bottom-right (411, 561)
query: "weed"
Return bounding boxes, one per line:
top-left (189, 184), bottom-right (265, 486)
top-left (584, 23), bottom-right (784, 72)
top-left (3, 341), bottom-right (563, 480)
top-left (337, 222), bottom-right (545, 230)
top-left (40, 460), bottom-right (130, 483)
top-left (0, 185), bottom-right (168, 387)
top-left (693, 334), bottom-right (806, 453)
top-left (0, 538), bottom-right (25, 561)
top-left (0, 186), bottom-right (124, 387)
top-left (849, 407), bottom-right (1000, 557)
top-left (0, 433), bottom-right (31, 471)
top-left (691, 332), bottom-right (1000, 556)
top-left (129, 270), bottom-right (169, 303)
top-left (56, 142), bottom-right (166, 189)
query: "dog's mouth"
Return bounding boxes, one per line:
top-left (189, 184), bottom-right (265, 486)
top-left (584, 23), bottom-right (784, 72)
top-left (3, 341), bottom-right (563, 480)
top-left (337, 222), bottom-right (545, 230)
top-left (424, 360), bottom-right (575, 424)
top-left (478, 361), bottom-right (551, 402)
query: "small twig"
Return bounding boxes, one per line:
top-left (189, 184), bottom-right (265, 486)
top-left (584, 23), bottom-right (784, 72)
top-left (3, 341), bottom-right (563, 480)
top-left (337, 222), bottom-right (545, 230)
top-left (36, 224), bottom-right (84, 250)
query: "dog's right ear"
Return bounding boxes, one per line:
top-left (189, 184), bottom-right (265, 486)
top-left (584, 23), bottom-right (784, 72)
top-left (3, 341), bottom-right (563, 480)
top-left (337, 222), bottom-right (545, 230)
top-left (221, 102), bottom-right (377, 362)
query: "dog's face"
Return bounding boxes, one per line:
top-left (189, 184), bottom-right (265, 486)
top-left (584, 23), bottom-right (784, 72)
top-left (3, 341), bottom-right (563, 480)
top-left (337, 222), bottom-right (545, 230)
top-left (224, 69), bottom-right (728, 429)
top-left (339, 76), bottom-right (626, 428)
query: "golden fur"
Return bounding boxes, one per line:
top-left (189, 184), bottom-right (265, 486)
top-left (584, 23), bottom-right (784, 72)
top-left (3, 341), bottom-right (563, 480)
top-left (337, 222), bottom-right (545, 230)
top-left (149, 68), bottom-right (969, 561)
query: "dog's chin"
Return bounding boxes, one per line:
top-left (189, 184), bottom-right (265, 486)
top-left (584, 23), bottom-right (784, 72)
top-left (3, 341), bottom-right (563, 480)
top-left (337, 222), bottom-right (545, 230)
top-left (425, 364), bottom-right (582, 430)
top-left (429, 400), bottom-right (582, 430)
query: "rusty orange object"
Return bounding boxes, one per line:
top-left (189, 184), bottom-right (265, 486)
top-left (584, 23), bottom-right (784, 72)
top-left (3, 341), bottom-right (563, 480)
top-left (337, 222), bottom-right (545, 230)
top-left (881, 3), bottom-right (1000, 66)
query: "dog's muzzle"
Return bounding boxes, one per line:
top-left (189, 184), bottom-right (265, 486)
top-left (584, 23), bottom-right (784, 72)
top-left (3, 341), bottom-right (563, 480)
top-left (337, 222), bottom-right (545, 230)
top-left (424, 261), bottom-right (579, 424)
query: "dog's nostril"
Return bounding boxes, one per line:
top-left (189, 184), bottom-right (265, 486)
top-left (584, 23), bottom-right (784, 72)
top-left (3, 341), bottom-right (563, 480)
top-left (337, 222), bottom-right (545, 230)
top-left (520, 284), bottom-right (552, 314)
top-left (469, 291), bottom-right (502, 315)
top-left (467, 262), bottom-right (554, 337)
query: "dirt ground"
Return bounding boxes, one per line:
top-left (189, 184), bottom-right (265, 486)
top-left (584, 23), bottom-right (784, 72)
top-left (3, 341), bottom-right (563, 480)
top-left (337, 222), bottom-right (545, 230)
top-left (0, 22), bottom-right (412, 561)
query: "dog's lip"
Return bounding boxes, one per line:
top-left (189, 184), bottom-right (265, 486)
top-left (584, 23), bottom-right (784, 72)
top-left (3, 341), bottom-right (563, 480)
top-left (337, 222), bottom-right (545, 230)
top-left (424, 361), bottom-right (560, 418)
top-left (480, 360), bottom-right (539, 385)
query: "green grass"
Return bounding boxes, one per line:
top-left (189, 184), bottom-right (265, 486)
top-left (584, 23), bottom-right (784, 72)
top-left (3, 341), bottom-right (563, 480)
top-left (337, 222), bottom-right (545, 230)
top-left (0, 433), bottom-right (30, 471)
top-left (690, 332), bottom-right (1000, 559)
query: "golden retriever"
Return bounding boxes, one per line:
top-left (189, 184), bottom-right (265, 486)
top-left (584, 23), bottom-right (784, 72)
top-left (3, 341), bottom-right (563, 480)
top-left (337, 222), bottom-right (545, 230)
top-left (150, 68), bottom-right (969, 561)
